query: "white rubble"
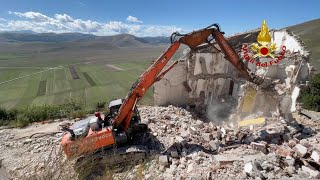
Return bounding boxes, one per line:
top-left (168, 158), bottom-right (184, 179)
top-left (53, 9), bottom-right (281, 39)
top-left (0, 105), bottom-right (320, 180)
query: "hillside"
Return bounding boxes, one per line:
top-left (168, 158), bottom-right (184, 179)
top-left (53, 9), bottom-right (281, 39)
top-left (285, 18), bottom-right (320, 71)
top-left (92, 34), bottom-right (150, 47)
top-left (0, 32), bottom-right (170, 56)
top-left (0, 32), bottom-right (95, 43)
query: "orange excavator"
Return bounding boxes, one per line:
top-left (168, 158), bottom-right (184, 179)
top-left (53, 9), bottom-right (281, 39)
top-left (60, 24), bottom-right (266, 161)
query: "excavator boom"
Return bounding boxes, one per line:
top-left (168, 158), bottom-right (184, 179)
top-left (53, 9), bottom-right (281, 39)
top-left (113, 42), bottom-right (181, 129)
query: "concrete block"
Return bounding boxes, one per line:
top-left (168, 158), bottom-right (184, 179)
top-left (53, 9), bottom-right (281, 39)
top-left (251, 142), bottom-right (267, 153)
top-left (187, 163), bottom-right (194, 173)
top-left (285, 156), bottom-right (295, 166)
top-left (244, 161), bottom-right (264, 178)
top-left (293, 144), bottom-right (307, 157)
top-left (189, 126), bottom-right (197, 135)
top-left (214, 154), bottom-right (266, 164)
top-left (220, 127), bottom-right (226, 137)
top-left (180, 130), bottom-right (189, 138)
top-left (244, 162), bottom-right (254, 175)
top-left (209, 139), bottom-right (219, 151)
top-left (302, 166), bottom-right (320, 178)
top-left (202, 133), bottom-right (213, 142)
top-left (159, 155), bottom-right (169, 166)
top-left (311, 151), bottom-right (320, 164)
top-left (175, 136), bottom-right (186, 146)
top-left (212, 130), bottom-right (221, 140)
top-left (195, 120), bottom-right (204, 129)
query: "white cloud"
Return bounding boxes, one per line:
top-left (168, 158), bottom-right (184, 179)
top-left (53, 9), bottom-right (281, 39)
top-left (0, 11), bottom-right (183, 36)
top-left (126, 15), bottom-right (143, 23)
top-left (9, 11), bottom-right (51, 22)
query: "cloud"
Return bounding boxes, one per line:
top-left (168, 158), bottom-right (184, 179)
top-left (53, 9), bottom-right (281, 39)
top-left (0, 11), bottom-right (183, 36)
top-left (126, 15), bottom-right (143, 23)
top-left (9, 11), bottom-right (51, 22)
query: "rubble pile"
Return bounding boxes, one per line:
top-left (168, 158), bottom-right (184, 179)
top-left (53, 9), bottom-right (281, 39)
top-left (0, 105), bottom-right (320, 179)
top-left (0, 123), bottom-right (74, 179)
top-left (120, 105), bottom-right (320, 180)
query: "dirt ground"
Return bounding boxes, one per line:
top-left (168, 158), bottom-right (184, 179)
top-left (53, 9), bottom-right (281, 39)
top-left (106, 64), bottom-right (124, 71)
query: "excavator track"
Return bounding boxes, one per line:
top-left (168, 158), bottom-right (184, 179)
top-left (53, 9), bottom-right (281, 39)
top-left (74, 145), bottom-right (148, 177)
top-left (100, 145), bottom-right (148, 165)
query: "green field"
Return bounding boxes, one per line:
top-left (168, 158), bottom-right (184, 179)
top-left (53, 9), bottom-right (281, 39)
top-left (286, 18), bottom-right (320, 72)
top-left (0, 46), bottom-right (183, 110)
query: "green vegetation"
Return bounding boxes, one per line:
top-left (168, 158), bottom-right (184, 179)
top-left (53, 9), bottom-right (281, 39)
top-left (286, 18), bottom-right (320, 72)
top-left (96, 101), bottom-right (106, 110)
top-left (37, 80), bottom-right (47, 96)
top-left (0, 47), bottom-right (177, 109)
top-left (299, 73), bottom-right (320, 111)
top-left (0, 99), bottom-right (89, 127)
top-left (82, 72), bottom-right (97, 86)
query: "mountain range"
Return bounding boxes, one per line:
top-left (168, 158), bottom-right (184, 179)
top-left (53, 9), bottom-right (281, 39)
top-left (0, 18), bottom-right (319, 69)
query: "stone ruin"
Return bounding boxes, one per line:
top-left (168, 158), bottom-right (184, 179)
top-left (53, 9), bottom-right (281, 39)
top-left (154, 29), bottom-right (313, 123)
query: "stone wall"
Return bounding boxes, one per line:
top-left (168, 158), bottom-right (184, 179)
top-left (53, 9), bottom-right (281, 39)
top-left (154, 61), bottom-right (189, 106)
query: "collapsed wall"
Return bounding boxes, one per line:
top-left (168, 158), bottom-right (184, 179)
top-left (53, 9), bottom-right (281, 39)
top-left (154, 29), bottom-right (312, 122)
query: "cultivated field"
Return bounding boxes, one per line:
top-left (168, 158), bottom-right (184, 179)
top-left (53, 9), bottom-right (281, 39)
top-left (0, 46), bottom-right (183, 109)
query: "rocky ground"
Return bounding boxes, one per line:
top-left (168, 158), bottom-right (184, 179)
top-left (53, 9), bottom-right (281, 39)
top-left (0, 120), bottom-right (75, 179)
top-left (0, 105), bottom-right (320, 179)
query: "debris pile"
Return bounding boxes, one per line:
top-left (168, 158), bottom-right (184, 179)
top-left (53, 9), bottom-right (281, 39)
top-left (128, 105), bottom-right (320, 179)
top-left (0, 122), bottom-right (74, 179)
top-left (0, 105), bottom-right (320, 179)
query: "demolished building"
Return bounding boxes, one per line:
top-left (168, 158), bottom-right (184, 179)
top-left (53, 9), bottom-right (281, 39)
top-left (154, 28), bottom-right (312, 123)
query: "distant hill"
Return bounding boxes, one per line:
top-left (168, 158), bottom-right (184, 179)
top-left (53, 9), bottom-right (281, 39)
top-left (0, 32), bottom-right (170, 53)
top-left (141, 36), bottom-right (170, 44)
top-left (92, 34), bottom-right (150, 47)
top-left (285, 18), bottom-right (320, 71)
top-left (0, 31), bottom-right (169, 45)
top-left (0, 32), bottom-right (95, 43)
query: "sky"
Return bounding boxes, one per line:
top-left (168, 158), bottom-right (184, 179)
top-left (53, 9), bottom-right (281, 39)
top-left (0, 0), bottom-right (319, 37)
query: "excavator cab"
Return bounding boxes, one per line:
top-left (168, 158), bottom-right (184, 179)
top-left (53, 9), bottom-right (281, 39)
top-left (106, 99), bottom-right (142, 132)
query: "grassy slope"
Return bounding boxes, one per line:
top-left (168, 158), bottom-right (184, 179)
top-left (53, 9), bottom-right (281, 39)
top-left (285, 18), bottom-right (320, 71)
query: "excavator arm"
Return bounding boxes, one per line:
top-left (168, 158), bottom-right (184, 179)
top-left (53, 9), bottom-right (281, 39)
top-left (112, 24), bottom-right (264, 131)
top-left (112, 42), bottom-right (181, 130)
